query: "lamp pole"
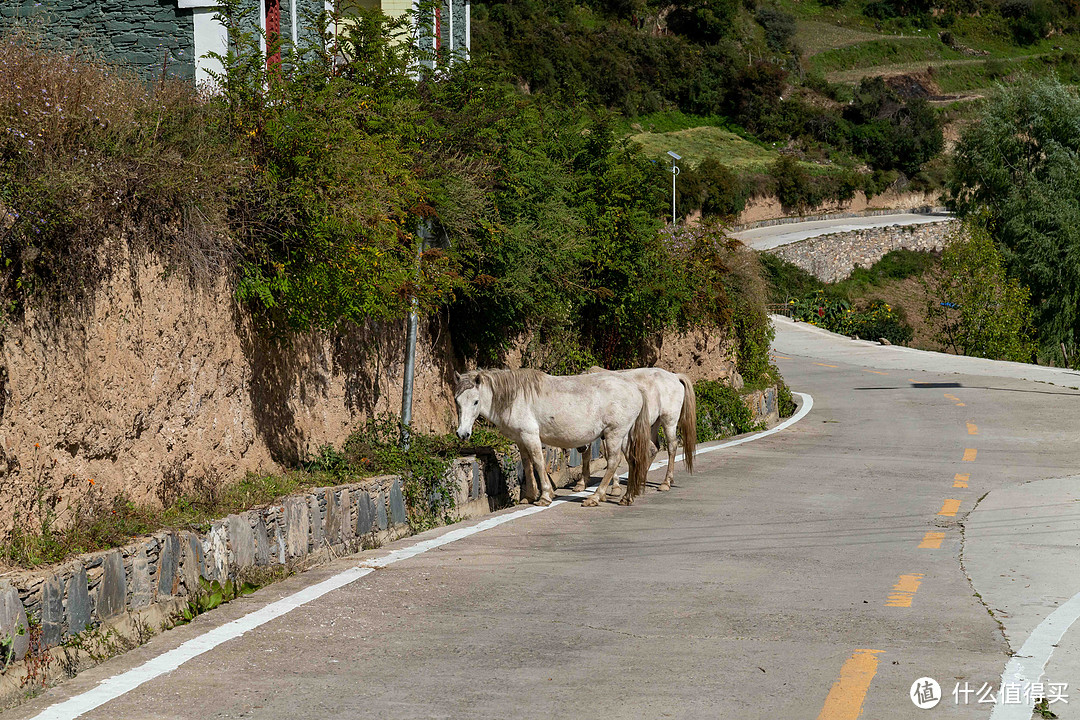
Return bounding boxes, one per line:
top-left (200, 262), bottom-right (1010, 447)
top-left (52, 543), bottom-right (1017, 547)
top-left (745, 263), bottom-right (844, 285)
top-left (667, 150), bottom-right (681, 225)
top-left (401, 221), bottom-right (431, 450)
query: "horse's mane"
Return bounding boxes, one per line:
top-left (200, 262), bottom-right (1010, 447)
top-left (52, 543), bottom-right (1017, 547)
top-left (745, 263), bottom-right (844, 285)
top-left (456, 369), bottom-right (546, 414)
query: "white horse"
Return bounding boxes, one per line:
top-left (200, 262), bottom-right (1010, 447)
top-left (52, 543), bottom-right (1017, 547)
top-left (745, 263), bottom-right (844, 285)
top-left (577, 367), bottom-right (697, 494)
top-left (454, 369), bottom-right (652, 507)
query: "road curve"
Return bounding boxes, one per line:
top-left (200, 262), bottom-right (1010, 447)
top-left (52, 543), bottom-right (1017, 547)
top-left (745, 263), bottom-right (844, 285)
top-left (732, 211), bottom-right (953, 251)
top-left (7, 319), bottom-right (1080, 720)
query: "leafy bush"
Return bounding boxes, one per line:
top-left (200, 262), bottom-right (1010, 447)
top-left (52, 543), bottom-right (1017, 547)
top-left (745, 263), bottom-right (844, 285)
top-left (760, 253), bottom-right (826, 304)
top-left (0, 34), bottom-right (234, 314)
top-left (755, 6), bottom-right (797, 53)
top-left (694, 379), bottom-right (758, 442)
top-left (844, 77), bottom-right (943, 176)
top-left (923, 222), bottom-right (1036, 362)
top-left (1000, 0), bottom-right (1056, 44)
top-left (677, 157), bottom-right (750, 219)
top-left (668, 0), bottom-right (742, 44)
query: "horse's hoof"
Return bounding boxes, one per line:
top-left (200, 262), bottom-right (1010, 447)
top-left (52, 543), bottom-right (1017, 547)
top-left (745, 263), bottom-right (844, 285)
top-left (534, 496), bottom-right (553, 507)
top-left (657, 483), bottom-right (671, 492)
top-left (608, 485), bottom-right (624, 496)
top-left (582, 497), bottom-right (599, 507)
top-left (619, 496), bottom-right (634, 506)
top-left (572, 482), bottom-right (586, 492)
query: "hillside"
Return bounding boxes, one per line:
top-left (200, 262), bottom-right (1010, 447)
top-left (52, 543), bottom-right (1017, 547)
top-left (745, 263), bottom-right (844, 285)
top-left (473, 0), bottom-right (1080, 218)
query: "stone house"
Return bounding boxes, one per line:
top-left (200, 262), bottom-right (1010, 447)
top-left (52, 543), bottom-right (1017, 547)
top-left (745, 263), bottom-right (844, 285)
top-left (0, 0), bottom-right (470, 85)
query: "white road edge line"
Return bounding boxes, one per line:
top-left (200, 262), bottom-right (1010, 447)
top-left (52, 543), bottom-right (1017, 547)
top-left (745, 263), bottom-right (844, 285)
top-left (30, 392), bottom-right (813, 720)
top-left (988, 592), bottom-right (1080, 720)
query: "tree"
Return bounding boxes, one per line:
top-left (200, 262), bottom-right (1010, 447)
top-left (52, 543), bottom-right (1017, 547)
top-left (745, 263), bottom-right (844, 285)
top-left (844, 77), bottom-right (942, 176)
top-left (948, 75), bottom-right (1080, 358)
top-left (924, 223), bottom-right (1037, 362)
top-left (754, 6), bottom-right (797, 54)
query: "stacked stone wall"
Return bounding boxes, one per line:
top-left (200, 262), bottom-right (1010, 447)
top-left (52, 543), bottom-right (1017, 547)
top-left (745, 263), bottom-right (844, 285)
top-left (769, 220), bottom-right (958, 283)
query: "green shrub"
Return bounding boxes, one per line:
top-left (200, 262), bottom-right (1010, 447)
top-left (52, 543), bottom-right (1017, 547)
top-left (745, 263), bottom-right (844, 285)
top-left (760, 253), bottom-right (826, 304)
top-left (694, 379), bottom-right (758, 442)
top-left (755, 6), bottom-right (797, 53)
top-left (923, 222), bottom-right (1036, 362)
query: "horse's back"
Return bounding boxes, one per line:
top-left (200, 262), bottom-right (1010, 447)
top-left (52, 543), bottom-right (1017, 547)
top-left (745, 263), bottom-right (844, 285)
top-left (528, 373), bottom-right (644, 448)
top-left (615, 367), bottom-right (685, 423)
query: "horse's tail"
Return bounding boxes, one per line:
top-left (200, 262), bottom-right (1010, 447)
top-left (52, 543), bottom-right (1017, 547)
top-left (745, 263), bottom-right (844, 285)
top-left (677, 374), bottom-right (697, 474)
top-left (625, 393), bottom-right (652, 502)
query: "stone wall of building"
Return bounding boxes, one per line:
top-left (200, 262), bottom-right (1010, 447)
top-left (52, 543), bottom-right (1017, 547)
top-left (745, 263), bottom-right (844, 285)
top-left (1, 0), bottom-right (198, 81)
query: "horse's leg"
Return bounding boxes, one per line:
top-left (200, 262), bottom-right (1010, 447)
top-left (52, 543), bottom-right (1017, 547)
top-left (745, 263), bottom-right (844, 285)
top-left (582, 436), bottom-right (625, 507)
top-left (573, 445), bottom-right (590, 492)
top-left (522, 439), bottom-right (555, 506)
top-left (657, 417), bottom-right (678, 491)
top-left (519, 446), bottom-right (539, 503)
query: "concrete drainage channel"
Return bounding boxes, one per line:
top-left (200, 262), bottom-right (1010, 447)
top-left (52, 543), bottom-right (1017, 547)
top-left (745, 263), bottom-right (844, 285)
top-left (0, 386), bottom-right (786, 710)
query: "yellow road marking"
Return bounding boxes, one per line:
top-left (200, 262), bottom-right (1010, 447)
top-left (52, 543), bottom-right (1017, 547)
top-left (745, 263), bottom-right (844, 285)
top-left (956, 402), bottom-right (966, 406)
top-left (862, 369), bottom-right (888, 375)
top-left (816, 363), bottom-right (839, 368)
top-left (918, 531), bottom-right (945, 549)
top-left (886, 573), bottom-right (925, 607)
top-left (943, 392), bottom-right (966, 406)
top-left (938, 499), bottom-right (961, 517)
top-left (954, 473), bottom-right (969, 488)
top-left (773, 355), bottom-right (792, 360)
top-left (816, 649), bottom-right (885, 720)
top-left (967, 423), bottom-right (978, 435)
top-left (963, 448), bottom-right (977, 462)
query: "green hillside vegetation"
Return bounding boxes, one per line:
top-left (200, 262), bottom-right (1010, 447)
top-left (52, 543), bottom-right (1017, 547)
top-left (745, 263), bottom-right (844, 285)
top-left (475, 0), bottom-right (1080, 223)
top-left (0, 13), bottom-right (777, 382)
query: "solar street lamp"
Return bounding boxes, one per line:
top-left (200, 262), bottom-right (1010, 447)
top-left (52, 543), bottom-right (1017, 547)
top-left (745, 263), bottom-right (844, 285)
top-left (667, 151), bottom-right (681, 225)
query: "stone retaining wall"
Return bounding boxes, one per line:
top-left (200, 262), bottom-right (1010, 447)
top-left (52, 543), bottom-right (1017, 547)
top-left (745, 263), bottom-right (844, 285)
top-left (0, 452), bottom-right (516, 705)
top-left (769, 219), bottom-right (958, 283)
top-left (742, 386), bottom-right (780, 427)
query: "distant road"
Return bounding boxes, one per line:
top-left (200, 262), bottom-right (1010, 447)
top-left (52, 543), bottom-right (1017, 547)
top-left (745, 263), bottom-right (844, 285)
top-left (732, 211), bottom-right (953, 251)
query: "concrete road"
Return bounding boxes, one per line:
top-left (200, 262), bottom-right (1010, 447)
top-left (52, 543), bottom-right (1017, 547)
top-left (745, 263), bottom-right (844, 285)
top-left (9, 319), bottom-right (1080, 720)
top-left (732, 211), bottom-right (953, 250)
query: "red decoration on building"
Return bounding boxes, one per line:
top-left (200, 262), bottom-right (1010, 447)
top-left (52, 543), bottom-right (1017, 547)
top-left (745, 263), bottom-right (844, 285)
top-left (265, 0), bottom-right (281, 70)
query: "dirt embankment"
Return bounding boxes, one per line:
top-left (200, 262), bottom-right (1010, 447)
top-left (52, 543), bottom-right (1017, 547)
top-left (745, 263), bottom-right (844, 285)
top-left (738, 189), bottom-right (942, 226)
top-left (0, 243), bottom-right (456, 536)
top-left (0, 244), bottom-right (740, 536)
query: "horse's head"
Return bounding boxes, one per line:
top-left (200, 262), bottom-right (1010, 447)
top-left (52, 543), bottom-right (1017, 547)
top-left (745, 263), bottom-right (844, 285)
top-left (453, 371), bottom-right (485, 440)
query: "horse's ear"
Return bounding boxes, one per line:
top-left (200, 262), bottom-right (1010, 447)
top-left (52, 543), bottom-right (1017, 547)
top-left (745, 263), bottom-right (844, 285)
top-left (474, 375), bottom-right (481, 386)
top-left (453, 371), bottom-right (461, 383)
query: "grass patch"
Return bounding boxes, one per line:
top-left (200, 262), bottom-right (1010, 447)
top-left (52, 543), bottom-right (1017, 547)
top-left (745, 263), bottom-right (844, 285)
top-left (810, 37), bottom-right (964, 75)
top-left (795, 20), bottom-right (900, 56)
top-left (835, 248), bottom-right (939, 295)
top-left (628, 125), bottom-right (780, 170)
top-left (763, 248), bottom-right (938, 303)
